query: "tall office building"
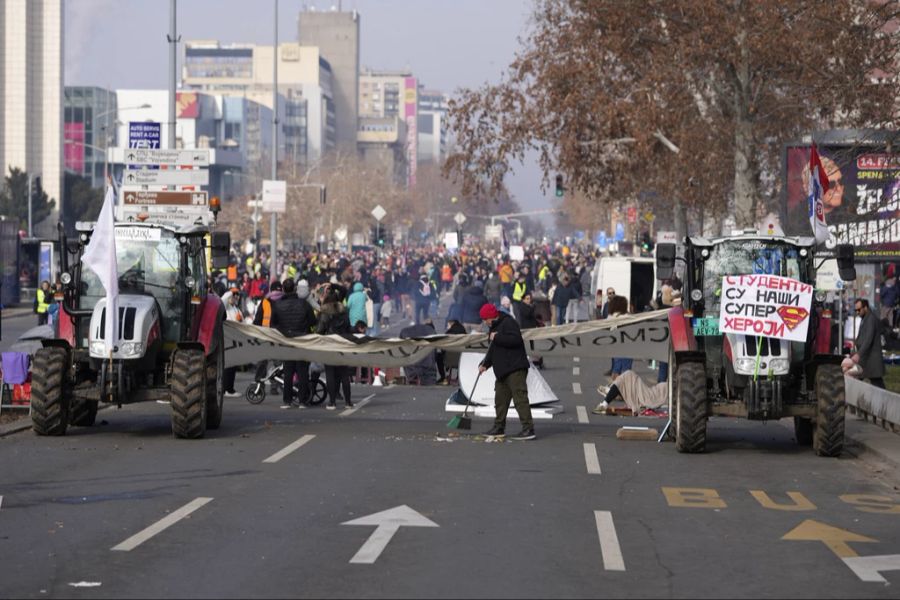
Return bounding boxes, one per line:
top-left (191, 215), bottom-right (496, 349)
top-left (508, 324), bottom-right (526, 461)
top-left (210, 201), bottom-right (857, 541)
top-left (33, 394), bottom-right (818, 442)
top-left (1, 0), bottom-right (64, 231)
top-left (298, 9), bottom-right (359, 150)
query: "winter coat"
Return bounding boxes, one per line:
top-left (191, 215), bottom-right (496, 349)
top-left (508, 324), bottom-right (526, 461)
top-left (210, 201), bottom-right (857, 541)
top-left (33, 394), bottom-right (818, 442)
top-left (270, 292), bottom-right (317, 338)
top-left (347, 282), bottom-right (369, 329)
top-left (553, 282), bottom-right (574, 308)
top-left (480, 312), bottom-right (530, 380)
top-left (414, 278), bottom-right (433, 306)
top-left (461, 285), bottom-right (488, 325)
top-left (517, 301), bottom-right (539, 330)
top-left (484, 276), bottom-right (502, 303)
top-left (854, 310), bottom-right (885, 379)
top-left (316, 301), bottom-right (352, 336)
top-left (881, 280), bottom-right (899, 309)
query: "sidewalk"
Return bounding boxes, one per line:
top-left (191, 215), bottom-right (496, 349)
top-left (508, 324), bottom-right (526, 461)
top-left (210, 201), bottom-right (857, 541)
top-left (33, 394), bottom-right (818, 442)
top-left (843, 413), bottom-right (900, 470)
top-left (1, 306), bottom-right (32, 318)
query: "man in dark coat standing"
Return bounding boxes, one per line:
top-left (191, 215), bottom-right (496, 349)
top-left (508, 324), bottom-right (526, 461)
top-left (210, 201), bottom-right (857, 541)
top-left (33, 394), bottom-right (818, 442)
top-left (478, 303), bottom-right (535, 440)
top-left (854, 298), bottom-right (885, 388)
top-left (270, 278), bottom-right (318, 408)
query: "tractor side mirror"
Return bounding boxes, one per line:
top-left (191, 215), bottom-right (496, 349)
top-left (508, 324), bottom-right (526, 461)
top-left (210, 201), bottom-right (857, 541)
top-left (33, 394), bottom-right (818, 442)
top-left (210, 231), bottom-right (231, 270)
top-left (656, 243), bottom-right (676, 280)
top-left (836, 244), bottom-right (856, 282)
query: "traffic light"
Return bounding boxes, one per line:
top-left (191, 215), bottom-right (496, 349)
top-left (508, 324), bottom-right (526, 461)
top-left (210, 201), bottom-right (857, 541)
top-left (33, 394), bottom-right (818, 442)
top-left (32, 175), bottom-right (42, 203)
top-left (555, 174), bottom-right (564, 198)
top-left (640, 232), bottom-right (654, 254)
top-left (319, 185), bottom-right (327, 205)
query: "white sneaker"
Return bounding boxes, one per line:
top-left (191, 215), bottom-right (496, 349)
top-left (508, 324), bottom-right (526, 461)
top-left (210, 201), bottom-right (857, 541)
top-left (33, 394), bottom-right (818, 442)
top-left (596, 384), bottom-right (610, 396)
top-left (224, 390), bottom-right (241, 398)
top-left (592, 401), bottom-right (609, 415)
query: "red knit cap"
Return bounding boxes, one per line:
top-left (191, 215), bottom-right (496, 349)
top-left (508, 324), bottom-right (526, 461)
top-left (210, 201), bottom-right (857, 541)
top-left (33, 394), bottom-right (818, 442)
top-left (479, 303), bottom-right (499, 320)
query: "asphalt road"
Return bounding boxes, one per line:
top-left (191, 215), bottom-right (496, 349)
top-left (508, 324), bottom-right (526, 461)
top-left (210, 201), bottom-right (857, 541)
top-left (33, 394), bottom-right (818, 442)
top-left (3, 297), bottom-right (900, 598)
top-left (0, 311), bottom-right (36, 353)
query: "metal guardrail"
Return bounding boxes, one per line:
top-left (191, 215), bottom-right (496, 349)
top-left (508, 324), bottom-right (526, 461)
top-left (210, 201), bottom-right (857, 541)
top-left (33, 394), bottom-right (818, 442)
top-left (845, 376), bottom-right (900, 433)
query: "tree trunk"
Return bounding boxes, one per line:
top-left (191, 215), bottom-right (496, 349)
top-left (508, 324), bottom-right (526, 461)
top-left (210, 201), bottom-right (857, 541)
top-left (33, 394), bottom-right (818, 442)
top-left (673, 196), bottom-right (688, 238)
top-left (733, 3), bottom-right (756, 229)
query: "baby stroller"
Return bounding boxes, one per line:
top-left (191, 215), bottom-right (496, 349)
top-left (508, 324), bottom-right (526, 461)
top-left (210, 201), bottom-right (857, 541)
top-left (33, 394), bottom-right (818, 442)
top-left (245, 362), bottom-right (327, 405)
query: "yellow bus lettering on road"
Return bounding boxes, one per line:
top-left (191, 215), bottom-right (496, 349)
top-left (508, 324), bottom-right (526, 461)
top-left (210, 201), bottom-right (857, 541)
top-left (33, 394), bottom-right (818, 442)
top-left (840, 495), bottom-right (900, 515)
top-left (750, 490), bottom-right (817, 511)
top-left (662, 487), bottom-right (727, 509)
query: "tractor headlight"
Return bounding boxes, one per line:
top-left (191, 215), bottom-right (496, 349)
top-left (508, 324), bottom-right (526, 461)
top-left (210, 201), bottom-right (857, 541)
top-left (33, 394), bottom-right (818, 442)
top-left (701, 248), bottom-right (710, 259)
top-left (691, 289), bottom-right (703, 302)
top-left (800, 248), bottom-right (809, 258)
top-left (119, 342), bottom-right (144, 357)
top-left (60, 271), bottom-right (72, 285)
top-left (735, 358), bottom-right (757, 372)
top-left (768, 359), bottom-right (790, 373)
top-left (90, 340), bottom-right (107, 355)
top-left (815, 290), bottom-right (826, 302)
top-left (184, 276), bottom-right (196, 289)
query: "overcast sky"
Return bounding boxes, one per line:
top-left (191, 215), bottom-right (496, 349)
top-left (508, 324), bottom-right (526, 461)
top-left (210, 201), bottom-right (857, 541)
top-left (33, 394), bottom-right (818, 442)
top-left (65, 0), bottom-right (555, 221)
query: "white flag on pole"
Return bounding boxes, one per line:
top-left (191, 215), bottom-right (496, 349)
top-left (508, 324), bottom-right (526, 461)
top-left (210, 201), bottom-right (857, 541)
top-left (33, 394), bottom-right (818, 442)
top-left (81, 185), bottom-right (119, 353)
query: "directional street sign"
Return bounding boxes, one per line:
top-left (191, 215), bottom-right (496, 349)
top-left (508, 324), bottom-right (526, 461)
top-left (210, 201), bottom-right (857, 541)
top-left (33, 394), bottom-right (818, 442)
top-left (121, 190), bottom-right (208, 208)
top-left (262, 180), bottom-right (287, 213)
top-left (371, 204), bottom-right (387, 222)
top-left (342, 505), bottom-right (439, 564)
top-left (122, 169), bottom-right (209, 187)
top-left (454, 212), bottom-right (466, 226)
top-left (124, 148), bottom-right (210, 167)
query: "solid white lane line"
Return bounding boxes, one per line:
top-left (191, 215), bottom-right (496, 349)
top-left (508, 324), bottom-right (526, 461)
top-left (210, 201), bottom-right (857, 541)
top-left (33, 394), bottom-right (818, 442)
top-left (576, 406), bottom-right (589, 424)
top-left (573, 367), bottom-right (581, 376)
top-left (111, 497), bottom-right (212, 552)
top-left (573, 382), bottom-right (582, 395)
top-left (263, 434), bottom-right (316, 464)
top-left (584, 443), bottom-right (602, 475)
top-left (594, 510), bottom-right (625, 571)
top-left (0, 495), bottom-right (3, 511)
top-left (573, 357), bottom-right (581, 363)
top-left (340, 393), bottom-right (376, 417)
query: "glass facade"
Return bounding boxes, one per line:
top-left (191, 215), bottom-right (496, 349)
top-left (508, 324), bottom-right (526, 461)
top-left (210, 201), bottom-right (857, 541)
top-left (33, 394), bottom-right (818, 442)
top-left (63, 86), bottom-right (117, 188)
top-left (184, 47), bottom-right (253, 79)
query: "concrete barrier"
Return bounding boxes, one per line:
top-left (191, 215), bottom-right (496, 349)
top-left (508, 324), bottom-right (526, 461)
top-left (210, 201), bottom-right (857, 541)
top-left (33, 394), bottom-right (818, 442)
top-left (845, 376), bottom-right (900, 432)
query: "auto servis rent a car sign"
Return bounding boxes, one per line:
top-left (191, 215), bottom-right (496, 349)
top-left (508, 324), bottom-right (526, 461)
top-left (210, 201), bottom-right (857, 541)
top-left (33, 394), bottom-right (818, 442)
top-left (718, 274), bottom-right (814, 342)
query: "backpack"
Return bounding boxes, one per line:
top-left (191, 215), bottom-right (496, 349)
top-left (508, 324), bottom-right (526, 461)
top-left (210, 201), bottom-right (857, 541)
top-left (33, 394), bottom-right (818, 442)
top-left (420, 280), bottom-right (431, 297)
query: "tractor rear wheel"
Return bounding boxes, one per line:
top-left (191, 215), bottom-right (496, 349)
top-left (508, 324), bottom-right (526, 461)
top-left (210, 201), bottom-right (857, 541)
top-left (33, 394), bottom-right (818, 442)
top-left (205, 328), bottom-right (225, 430)
top-left (813, 364), bottom-right (845, 457)
top-left (170, 349), bottom-right (207, 439)
top-left (70, 399), bottom-right (98, 427)
top-left (675, 362), bottom-right (707, 453)
top-left (31, 347), bottom-right (71, 436)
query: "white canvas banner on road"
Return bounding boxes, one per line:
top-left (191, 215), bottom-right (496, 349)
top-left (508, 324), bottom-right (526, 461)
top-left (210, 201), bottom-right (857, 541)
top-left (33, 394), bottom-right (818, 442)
top-left (457, 352), bottom-right (558, 406)
top-left (718, 274), bottom-right (813, 343)
top-left (224, 310), bottom-right (670, 368)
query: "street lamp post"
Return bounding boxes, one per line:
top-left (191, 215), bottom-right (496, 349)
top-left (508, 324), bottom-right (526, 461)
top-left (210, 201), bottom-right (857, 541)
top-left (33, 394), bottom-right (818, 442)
top-left (95, 103), bottom-right (151, 185)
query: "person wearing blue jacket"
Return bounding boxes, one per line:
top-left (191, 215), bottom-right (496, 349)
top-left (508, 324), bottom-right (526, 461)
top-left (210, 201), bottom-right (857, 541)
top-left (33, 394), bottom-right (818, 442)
top-left (347, 282), bottom-right (368, 331)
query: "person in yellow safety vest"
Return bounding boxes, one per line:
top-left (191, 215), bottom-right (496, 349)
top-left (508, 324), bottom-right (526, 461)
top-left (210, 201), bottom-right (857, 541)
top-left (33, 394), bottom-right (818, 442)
top-left (538, 264), bottom-right (550, 283)
top-left (35, 280), bottom-right (52, 325)
top-left (287, 264), bottom-right (298, 281)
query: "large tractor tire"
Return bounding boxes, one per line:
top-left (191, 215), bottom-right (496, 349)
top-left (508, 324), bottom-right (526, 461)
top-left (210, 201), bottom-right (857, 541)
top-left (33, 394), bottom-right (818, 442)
top-left (675, 362), bottom-right (707, 453)
top-left (70, 399), bottom-right (99, 427)
top-left (793, 417), bottom-right (814, 446)
top-left (170, 349), bottom-right (207, 439)
top-left (31, 347), bottom-right (71, 436)
top-left (813, 363), bottom-right (845, 457)
top-left (205, 328), bottom-right (225, 430)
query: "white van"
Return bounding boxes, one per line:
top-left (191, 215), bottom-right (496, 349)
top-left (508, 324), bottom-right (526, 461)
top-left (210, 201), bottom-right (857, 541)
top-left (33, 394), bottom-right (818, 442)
top-left (590, 256), bottom-right (658, 313)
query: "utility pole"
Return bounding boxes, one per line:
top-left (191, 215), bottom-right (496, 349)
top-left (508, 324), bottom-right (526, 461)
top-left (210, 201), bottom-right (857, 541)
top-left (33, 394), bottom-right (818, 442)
top-left (167, 0), bottom-right (178, 151)
top-left (27, 173), bottom-right (32, 238)
top-left (269, 0), bottom-right (279, 280)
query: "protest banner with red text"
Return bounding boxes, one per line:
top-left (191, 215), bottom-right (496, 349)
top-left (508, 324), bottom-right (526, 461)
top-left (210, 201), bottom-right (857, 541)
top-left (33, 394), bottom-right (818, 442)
top-left (718, 275), bottom-right (814, 342)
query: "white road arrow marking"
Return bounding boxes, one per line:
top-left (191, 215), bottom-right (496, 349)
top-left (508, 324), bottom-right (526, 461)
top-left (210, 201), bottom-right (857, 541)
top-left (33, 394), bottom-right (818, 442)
top-left (342, 505), bottom-right (439, 564)
top-left (843, 555), bottom-right (900, 583)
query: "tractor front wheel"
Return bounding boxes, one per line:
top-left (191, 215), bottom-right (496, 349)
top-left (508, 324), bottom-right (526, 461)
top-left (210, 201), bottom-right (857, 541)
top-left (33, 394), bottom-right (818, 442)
top-left (813, 364), bottom-right (845, 457)
top-left (675, 362), bottom-right (707, 453)
top-left (170, 349), bottom-right (207, 439)
top-left (31, 347), bottom-right (71, 436)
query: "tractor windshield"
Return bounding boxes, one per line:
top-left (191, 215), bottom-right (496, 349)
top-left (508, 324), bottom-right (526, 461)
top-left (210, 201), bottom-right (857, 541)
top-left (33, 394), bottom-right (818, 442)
top-left (703, 240), bottom-right (803, 314)
top-left (80, 226), bottom-right (183, 339)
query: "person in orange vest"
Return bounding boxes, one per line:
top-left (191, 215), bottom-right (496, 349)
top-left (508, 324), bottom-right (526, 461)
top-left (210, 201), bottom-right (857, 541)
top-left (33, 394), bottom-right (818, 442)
top-left (253, 280), bottom-right (284, 393)
top-left (440, 263), bottom-right (453, 293)
top-left (498, 261), bottom-right (514, 299)
top-left (226, 261), bottom-right (238, 287)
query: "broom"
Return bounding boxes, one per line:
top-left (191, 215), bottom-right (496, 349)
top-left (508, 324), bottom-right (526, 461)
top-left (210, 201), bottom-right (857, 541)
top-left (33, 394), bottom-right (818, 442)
top-left (447, 369), bottom-right (484, 430)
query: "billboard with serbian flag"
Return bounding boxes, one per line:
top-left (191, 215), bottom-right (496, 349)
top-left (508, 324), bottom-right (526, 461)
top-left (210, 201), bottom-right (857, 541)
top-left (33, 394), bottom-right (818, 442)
top-left (718, 274), bottom-right (814, 342)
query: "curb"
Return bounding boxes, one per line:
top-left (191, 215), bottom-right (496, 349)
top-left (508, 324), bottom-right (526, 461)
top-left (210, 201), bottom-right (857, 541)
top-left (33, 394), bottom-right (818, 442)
top-left (0, 417), bottom-right (33, 437)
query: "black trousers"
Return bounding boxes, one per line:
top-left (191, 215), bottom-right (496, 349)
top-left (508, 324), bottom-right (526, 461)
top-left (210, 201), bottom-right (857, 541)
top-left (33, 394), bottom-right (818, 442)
top-left (283, 360), bottom-right (310, 405)
top-left (224, 367), bottom-right (237, 393)
top-left (325, 365), bottom-right (351, 405)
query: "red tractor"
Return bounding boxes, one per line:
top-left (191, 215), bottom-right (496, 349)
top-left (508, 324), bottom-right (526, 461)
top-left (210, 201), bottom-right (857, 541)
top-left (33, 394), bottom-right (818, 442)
top-left (30, 214), bottom-right (231, 439)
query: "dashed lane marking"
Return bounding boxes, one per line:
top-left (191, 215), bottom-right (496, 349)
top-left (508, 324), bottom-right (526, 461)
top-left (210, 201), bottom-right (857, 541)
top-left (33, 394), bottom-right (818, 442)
top-left (584, 443), bottom-right (601, 475)
top-left (594, 510), bottom-right (625, 571)
top-left (263, 434), bottom-right (316, 464)
top-left (573, 367), bottom-right (581, 376)
top-left (576, 406), bottom-right (589, 424)
top-left (573, 357), bottom-right (580, 363)
top-left (573, 382), bottom-right (582, 395)
top-left (111, 497), bottom-right (212, 552)
top-left (341, 393), bottom-right (376, 417)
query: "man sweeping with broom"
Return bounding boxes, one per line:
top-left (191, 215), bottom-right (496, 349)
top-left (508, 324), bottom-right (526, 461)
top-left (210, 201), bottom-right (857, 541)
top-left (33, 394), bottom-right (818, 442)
top-left (478, 303), bottom-right (536, 441)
